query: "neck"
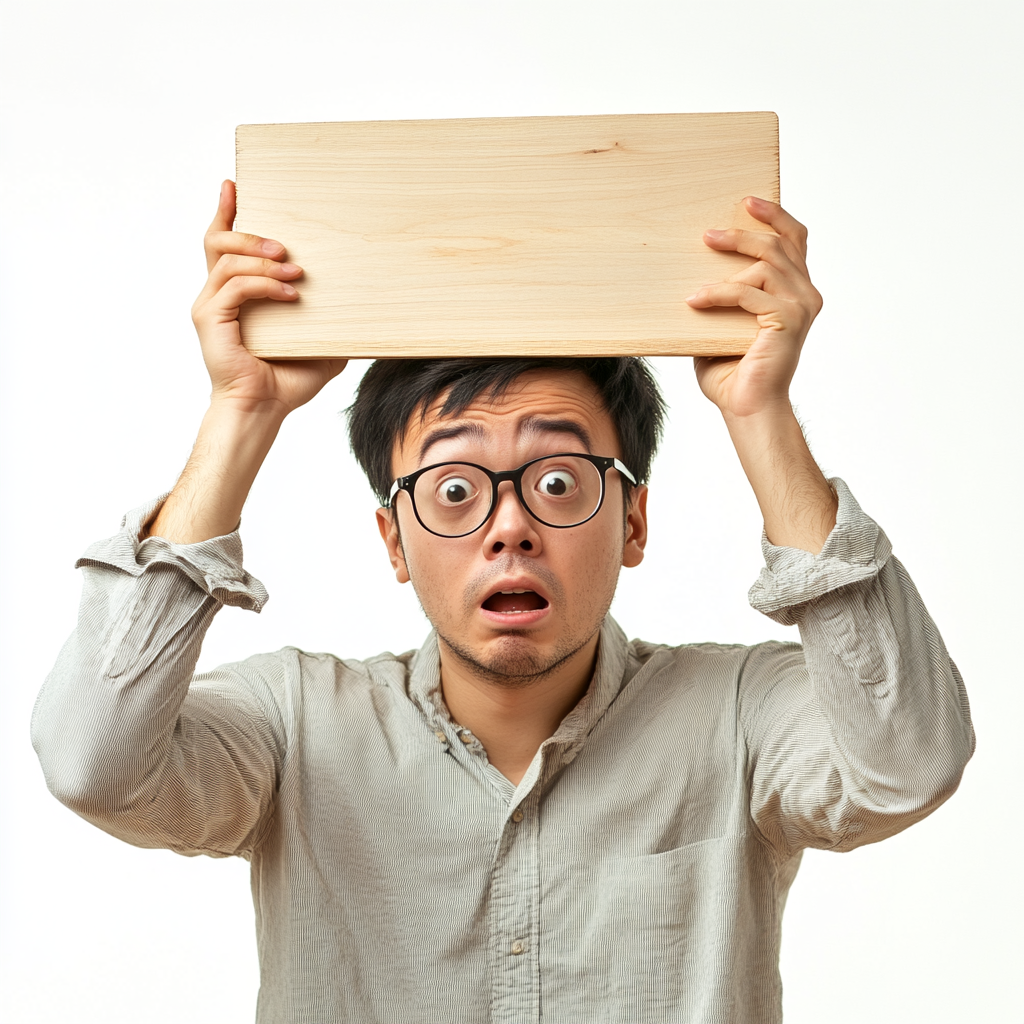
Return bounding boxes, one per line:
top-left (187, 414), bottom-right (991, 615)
top-left (437, 632), bottom-right (600, 785)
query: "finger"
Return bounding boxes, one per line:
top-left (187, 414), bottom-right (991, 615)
top-left (703, 227), bottom-right (805, 276)
top-left (194, 275), bottom-right (299, 320)
top-left (685, 281), bottom-right (781, 317)
top-left (728, 260), bottom-right (821, 309)
top-left (208, 180), bottom-right (236, 235)
top-left (742, 196), bottom-right (809, 262)
top-left (203, 253), bottom-right (303, 294)
top-left (205, 234), bottom-right (286, 275)
top-left (204, 181), bottom-right (286, 272)
top-left (728, 260), bottom-right (793, 297)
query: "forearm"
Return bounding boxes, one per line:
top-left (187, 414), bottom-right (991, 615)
top-left (723, 402), bottom-right (837, 553)
top-left (147, 398), bottom-right (288, 544)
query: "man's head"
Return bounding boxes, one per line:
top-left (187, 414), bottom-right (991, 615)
top-left (347, 357), bottom-right (665, 685)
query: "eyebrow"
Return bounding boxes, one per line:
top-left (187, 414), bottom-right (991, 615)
top-left (416, 416), bottom-right (594, 465)
top-left (417, 423), bottom-right (487, 464)
top-left (519, 416), bottom-right (594, 452)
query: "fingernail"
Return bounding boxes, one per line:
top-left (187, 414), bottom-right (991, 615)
top-left (280, 262), bottom-right (300, 275)
top-left (262, 239), bottom-right (284, 255)
top-left (705, 229), bottom-right (725, 240)
top-left (685, 292), bottom-right (701, 303)
top-left (746, 196), bottom-right (768, 208)
top-left (281, 283), bottom-right (297, 296)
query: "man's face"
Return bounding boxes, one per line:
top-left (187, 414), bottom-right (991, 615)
top-left (376, 370), bottom-right (648, 685)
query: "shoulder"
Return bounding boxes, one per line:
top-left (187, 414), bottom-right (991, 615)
top-left (627, 636), bottom-right (802, 669)
top-left (624, 636), bottom-right (807, 700)
top-left (192, 645), bottom-right (418, 701)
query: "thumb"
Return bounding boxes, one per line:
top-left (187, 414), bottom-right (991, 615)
top-left (208, 180), bottom-right (236, 234)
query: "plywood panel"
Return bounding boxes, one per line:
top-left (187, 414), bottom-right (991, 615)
top-left (234, 112), bottom-right (779, 358)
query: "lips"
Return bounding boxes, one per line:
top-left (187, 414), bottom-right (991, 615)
top-left (477, 574), bottom-right (554, 628)
top-left (481, 589), bottom-right (549, 614)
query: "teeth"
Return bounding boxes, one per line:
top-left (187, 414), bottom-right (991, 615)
top-left (499, 589), bottom-right (532, 594)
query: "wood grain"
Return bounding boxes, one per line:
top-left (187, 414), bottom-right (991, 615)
top-left (235, 112), bottom-right (779, 358)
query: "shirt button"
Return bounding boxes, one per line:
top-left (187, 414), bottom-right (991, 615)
top-left (459, 732), bottom-right (474, 744)
top-left (510, 940), bottom-right (526, 955)
top-left (434, 730), bottom-right (447, 744)
top-left (511, 810), bottom-right (524, 823)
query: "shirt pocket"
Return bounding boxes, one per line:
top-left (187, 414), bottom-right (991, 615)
top-left (595, 834), bottom-right (747, 1024)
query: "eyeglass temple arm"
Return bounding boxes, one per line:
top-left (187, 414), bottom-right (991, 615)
top-left (613, 458), bottom-right (638, 486)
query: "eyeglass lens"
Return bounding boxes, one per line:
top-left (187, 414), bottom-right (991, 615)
top-left (412, 456), bottom-right (605, 536)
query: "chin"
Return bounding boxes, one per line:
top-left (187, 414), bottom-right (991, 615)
top-left (441, 628), bottom-right (582, 687)
top-left (482, 636), bottom-right (552, 678)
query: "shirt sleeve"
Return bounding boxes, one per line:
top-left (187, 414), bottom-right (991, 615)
top-left (740, 478), bottom-right (975, 856)
top-left (31, 497), bottom-right (286, 858)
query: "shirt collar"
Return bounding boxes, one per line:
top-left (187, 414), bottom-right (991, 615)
top-left (406, 615), bottom-right (632, 752)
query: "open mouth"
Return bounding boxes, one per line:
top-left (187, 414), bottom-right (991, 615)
top-left (481, 589), bottom-right (549, 614)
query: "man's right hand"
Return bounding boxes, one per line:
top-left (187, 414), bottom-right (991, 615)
top-left (146, 182), bottom-right (346, 544)
top-left (193, 179), bottom-right (347, 413)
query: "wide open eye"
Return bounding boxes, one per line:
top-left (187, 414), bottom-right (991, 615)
top-left (536, 468), bottom-right (578, 498)
top-left (436, 476), bottom-right (478, 505)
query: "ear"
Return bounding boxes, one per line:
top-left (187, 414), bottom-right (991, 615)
top-left (621, 485), bottom-right (649, 569)
top-left (376, 507), bottom-right (411, 584)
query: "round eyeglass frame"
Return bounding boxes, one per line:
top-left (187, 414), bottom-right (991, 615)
top-left (388, 452), bottom-right (638, 538)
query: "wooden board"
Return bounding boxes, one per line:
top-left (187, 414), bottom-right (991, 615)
top-left (235, 112), bottom-right (779, 358)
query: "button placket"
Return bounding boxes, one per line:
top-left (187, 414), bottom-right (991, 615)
top-left (487, 790), bottom-right (541, 1023)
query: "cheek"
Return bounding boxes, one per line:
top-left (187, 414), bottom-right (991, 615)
top-left (402, 538), bottom-right (474, 614)
top-left (561, 521), bottom-right (625, 602)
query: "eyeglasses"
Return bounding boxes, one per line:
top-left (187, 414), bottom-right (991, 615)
top-left (389, 453), bottom-right (638, 538)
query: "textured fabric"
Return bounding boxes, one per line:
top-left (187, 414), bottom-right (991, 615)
top-left (32, 478), bottom-right (974, 1024)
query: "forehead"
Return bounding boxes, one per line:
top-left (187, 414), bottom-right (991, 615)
top-left (394, 369), bottom-right (619, 471)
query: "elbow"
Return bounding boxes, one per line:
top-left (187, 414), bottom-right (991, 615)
top-left (32, 717), bottom-right (135, 822)
top-left (886, 738), bottom-right (974, 817)
top-left (833, 744), bottom-right (973, 851)
top-left (909, 715), bottom-right (976, 810)
top-left (911, 754), bottom-right (969, 817)
top-left (43, 776), bottom-right (118, 821)
top-left (34, 747), bottom-right (119, 821)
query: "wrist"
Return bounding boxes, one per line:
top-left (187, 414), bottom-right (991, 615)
top-left (194, 399), bottom-right (285, 487)
top-left (207, 390), bottom-right (292, 424)
top-left (721, 401), bottom-right (803, 464)
top-left (720, 395), bottom-right (795, 434)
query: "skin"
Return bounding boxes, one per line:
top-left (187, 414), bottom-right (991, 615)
top-left (149, 181), bottom-right (833, 784)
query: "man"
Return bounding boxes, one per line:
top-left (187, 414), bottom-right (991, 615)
top-left (32, 181), bottom-right (974, 1023)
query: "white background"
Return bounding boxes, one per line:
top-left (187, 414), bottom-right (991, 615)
top-left (1, 2), bottom-right (1021, 1021)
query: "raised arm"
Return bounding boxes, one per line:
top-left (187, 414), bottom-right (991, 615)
top-left (686, 196), bottom-right (834, 552)
top-left (148, 180), bottom-right (347, 543)
top-left (689, 200), bottom-right (973, 851)
top-left (32, 183), bottom-right (344, 854)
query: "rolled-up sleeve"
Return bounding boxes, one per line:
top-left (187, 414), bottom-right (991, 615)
top-left (741, 478), bottom-right (975, 855)
top-left (31, 498), bottom-right (285, 858)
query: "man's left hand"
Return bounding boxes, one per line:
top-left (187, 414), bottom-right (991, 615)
top-left (687, 197), bottom-right (822, 420)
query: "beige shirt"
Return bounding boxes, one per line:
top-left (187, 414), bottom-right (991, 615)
top-left (31, 479), bottom-right (974, 1023)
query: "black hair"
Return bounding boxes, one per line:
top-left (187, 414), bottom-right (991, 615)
top-left (346, 357), bottom-right (666, 506)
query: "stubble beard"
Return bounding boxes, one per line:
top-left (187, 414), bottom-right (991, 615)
top-left (435, 625), bottom-right (598, 689)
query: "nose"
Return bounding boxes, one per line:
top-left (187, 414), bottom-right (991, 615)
top-left (480, 481), bottom-right (542, 556)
